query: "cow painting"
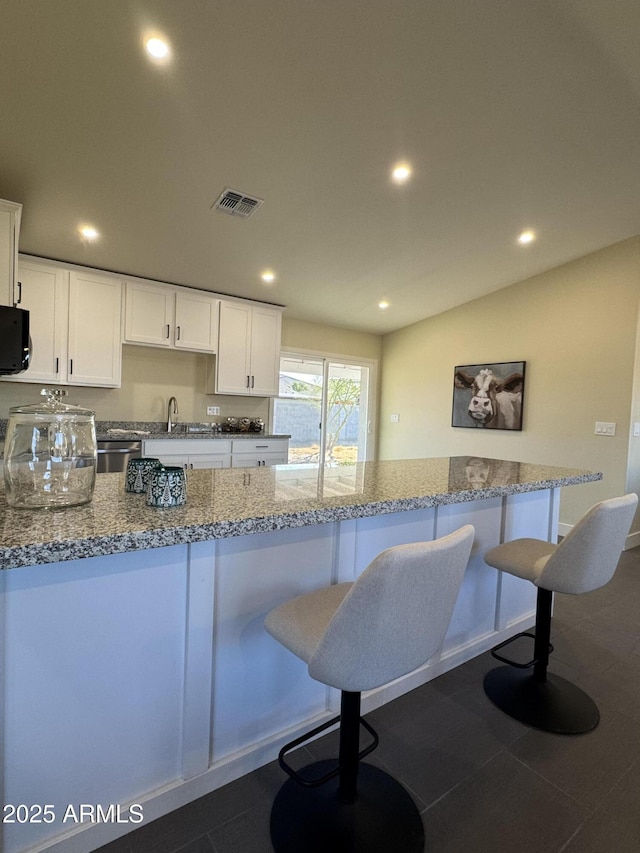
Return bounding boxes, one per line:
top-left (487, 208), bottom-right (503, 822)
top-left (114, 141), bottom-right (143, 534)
top-left (452, 362), bottom-right (525, 430)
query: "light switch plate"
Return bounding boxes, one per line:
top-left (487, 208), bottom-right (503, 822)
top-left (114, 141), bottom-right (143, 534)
top-left (594, 421), bottom-right (616, 436)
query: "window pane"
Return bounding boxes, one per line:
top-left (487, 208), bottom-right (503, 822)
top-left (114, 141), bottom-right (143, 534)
top-left (326, 362), bottom-right (368, 465)
top-left (274, 357), bottom-right (323, 463)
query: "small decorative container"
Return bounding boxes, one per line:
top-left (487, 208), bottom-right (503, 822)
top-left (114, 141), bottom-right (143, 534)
top-left (125, 457), bottom-right (161, 494)
top-left (146, 466), bottom-right (187, 508)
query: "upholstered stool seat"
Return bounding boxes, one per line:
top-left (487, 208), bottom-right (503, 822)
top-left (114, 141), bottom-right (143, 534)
top-left (483, 493), bottom-right (637, 734)
top-left (265, 525), bottom-right (475, 853)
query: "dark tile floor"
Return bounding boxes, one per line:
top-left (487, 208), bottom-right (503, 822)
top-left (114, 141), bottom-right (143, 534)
top-left (97, 547), bottom-right (640, 853)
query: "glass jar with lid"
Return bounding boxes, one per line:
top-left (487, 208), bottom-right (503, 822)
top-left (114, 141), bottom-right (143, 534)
top-left (3, 388), bottom-right (97, 509)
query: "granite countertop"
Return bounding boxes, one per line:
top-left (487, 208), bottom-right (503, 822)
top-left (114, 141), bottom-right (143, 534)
top-left (93, 421), bottom-right (289, 441)
top-left (0, 457), bottom-right (601, 570)
top-left (96, 431), bottom-right (290, 441)
top-left (0, 422), bottom-right (290, 456)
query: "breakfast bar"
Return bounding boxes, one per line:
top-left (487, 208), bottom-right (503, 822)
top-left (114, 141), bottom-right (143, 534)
top-left (0, 457), bottom-right (600, 853)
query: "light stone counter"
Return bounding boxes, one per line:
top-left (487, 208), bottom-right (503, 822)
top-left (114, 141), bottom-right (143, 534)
top-left (0, 454), bottom-right (601, 853)
top-left (0, 456), bottom-right (600, 570)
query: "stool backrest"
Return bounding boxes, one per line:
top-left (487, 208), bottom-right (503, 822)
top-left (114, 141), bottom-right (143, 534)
top-left (308, 525), bottom-right (475, 692)
top-left (537, 493), bottom-right (638, 595)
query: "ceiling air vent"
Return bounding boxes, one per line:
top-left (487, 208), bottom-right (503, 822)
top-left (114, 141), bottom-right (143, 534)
top-left (212, 188), bottom-right (264, 219)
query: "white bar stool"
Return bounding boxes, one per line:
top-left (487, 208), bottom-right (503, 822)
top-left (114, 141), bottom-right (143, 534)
top-left (483, 493), bottom-right (637, 734)
top-left (264, 525), bottom-right (475, 853)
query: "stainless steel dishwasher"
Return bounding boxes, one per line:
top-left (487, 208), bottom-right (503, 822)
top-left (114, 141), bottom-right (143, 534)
top-left (97, 440), bottom-right (142, 472)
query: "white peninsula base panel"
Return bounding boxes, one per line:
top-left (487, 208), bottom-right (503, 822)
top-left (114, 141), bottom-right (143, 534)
top-left (1, 489), bottom-right (556, 853)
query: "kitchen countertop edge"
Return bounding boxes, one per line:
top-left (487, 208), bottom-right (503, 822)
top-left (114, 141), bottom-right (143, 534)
top-left (0, 460), bottom-right (602, 571)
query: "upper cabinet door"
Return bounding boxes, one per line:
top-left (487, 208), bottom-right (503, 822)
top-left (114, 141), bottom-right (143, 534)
top-left (174, 290), bottom-right (219, 352)
top-left (124, 280), bottom-right (173, 347)
top-left (216, 301), bottom-right (282, 396)
top-left (249, 306), bottom-right (282, 396)
top-left (0, 199), bottom-right (21, 307)
top-left (67, 271), bottom-right (122, 387)
top-left (6, 259), bottom-right (68, 384)
top-left (216, 301), bottom-right (253, 394)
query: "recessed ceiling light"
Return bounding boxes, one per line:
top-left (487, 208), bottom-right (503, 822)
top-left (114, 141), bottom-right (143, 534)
top-left (144, 35), bottom-right (171, 62)
top-left (79, 225), bottom-right (99, 241)
top-left (517, 229), bottom-right (536, 245)
top-left (391, 162), bottom-right (412, 184)
top-left (261, 270), bottom-right (276, 284)
top-left (378, 300), bottom-right (390, 310)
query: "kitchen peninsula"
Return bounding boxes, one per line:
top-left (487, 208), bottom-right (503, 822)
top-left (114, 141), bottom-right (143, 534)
top-left (0, 457), bottom-right (600, 853)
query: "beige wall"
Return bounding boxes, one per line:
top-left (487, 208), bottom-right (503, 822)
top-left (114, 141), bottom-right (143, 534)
top-left (378, 237), bottom-right (640, 529)
top-left (281, 317), bottom-right (382, 361)
top-left (0, 346), bottom-right (270, 423)
top-left (0, 316), bottom-right (382, 424)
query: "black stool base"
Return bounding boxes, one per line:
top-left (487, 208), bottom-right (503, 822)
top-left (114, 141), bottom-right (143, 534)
top-left (484, 665), bottom-right (600, 734)
top-left (270, 760), bottom-right (424, 853)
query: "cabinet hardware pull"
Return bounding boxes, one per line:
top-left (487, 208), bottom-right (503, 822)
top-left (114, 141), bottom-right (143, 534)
top-left (166, 324), bottom-right (171, 338)
top-left (16, 281), bottom-right (22, 304)
top-left (55, 357), bottom-right (59, 374)
top-left (246, 375), bottom-right (250, 387)
top-left (251, 375), bottom-right (255, 388)
top-left (176, 326), bottom-right (181, 340)
top-left (69, 359), bottom-right (73, 375)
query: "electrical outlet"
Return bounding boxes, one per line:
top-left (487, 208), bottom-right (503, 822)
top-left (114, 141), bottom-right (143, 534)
top-left (390, 413), bottom-right (400, 423)
top-left (207, 406), bottom-right (220, 416)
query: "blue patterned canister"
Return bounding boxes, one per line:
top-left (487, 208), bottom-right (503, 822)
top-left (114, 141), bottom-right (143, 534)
top-left (146, 466), bottom-right (187, 508)
top-left (125, 458), bottom-right (162, 493)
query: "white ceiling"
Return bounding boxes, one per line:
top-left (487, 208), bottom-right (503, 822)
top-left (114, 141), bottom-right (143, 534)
top-left (2, 0), bottom-right (640, 335)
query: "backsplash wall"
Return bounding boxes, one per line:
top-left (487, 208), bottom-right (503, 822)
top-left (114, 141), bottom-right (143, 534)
top-left (0, 345), bottom-right (270, 423)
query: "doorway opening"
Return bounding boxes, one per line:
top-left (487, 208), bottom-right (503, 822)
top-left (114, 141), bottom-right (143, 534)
top-left (272, 352), bottom-right (376, 465)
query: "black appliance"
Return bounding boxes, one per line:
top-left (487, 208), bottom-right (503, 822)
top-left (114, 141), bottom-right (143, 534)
top-left (0, 305), bottom-right (30, 375)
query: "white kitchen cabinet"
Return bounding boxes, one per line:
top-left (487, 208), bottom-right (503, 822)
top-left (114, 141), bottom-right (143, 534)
top-left (5, 259), bottom-right (122, 387)
top-left (67, 270), bottom-right (122, 386)
top-left (0, 198), bottom-right (21, 307)
top-left (142, 439), bottom-right (232, 469)
top-left (124, 280), bottom-right (219, 353)
top-left (215, 301), bottom-right (282, 396)
top-left (230, 438), bottom-right (289, 467)
top-left (6, 260), bottom-right (66, 383)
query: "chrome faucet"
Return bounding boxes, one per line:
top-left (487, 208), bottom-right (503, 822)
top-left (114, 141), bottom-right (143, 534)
top-left (167, 396), bottom-right (179, 433)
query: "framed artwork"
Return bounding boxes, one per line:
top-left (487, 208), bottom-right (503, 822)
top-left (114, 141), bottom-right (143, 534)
top-left (452, 361), bottom-right (526, 430)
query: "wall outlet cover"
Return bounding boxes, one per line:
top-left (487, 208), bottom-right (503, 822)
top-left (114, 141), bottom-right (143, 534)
top-left (207, 406), bottom-right (220, 416)
top-left (594, 421), bottom-right (616, 436)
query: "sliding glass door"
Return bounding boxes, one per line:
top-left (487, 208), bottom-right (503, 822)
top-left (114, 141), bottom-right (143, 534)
top-left (273, 353), bottom-right (374, 465)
